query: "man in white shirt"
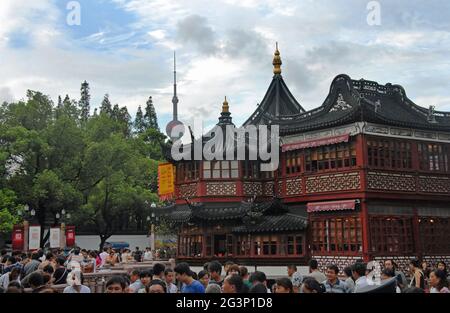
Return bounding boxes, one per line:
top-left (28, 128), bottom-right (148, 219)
top-left (99, 247), bottom-right (109, 267)
top-left (143, 248), bottom-right (153, 261)
top-left (352, 262), bottom-right (369, 293)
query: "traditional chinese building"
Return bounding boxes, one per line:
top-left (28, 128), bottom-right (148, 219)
top-left (161, 46), bottom-right (450, 271)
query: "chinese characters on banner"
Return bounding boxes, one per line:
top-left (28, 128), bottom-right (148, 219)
top-left (50, 227), bottom-right (61, 249)
top-left (158, 163), bottom-right (175, 201)
top-left (28, 226), bottom-right (41, 250)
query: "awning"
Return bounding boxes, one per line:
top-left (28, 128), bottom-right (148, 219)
top-left (282, 134), bottom-right (350, 152)
top-left (307, 200), bottom-right (356, 213)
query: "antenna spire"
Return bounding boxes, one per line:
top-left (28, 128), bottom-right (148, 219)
top-left (172, 51), bottom-right (179, 121)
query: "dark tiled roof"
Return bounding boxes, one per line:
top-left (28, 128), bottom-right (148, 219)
top-left (159, 198), bottom-right (287, 223)
top-left (245, 73), bottom-right (450, 133)
top-left (232, 214), bottom-right (308, 233)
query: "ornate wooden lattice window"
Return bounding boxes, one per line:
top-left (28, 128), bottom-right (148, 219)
top-left (176, 161), bottom-right (199, 183)
top-left (205, 235), bottom-right (212, 257)
top-left (236, 235), bottom-right (251, 256)
top-left (283, 235), bottom-right (304, 256)
top-left (418, 143), bottom-right (450, 172)
top-left (419, 217), bottom-right (450, 254)
top-left (367, 139), bottom-right (412, 170)
top-left (286, 151), bottom-right (302, 175)
top-left (253, 235), bottom-right (277, 256)
top-left (203, 161), bottom-right (239, 179)
top-left (179, 235), bottom-right (203, 257)
top-left (305, 141), bottom-right (357, 173)
top-left (310, 216), bottom-right (362, 254)
top-left (369, 216), bottom-right (414, 255)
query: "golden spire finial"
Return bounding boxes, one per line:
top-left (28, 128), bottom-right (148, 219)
top-left (222, 96), bottom-right (229, 113)
top-left (273, 42), bottom-right (282, 75)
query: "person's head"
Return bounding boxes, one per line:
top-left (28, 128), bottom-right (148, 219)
top-left (205, 283), bottom-right (222, 293)
top-left (326, 265), bottom-right (339, 282)
top-left (174, 262), bottom-right (194, 284)
top-left (222, 274), bottom-right (243, 293)
top-left (130, 270), bottom-right (140, 283)
top-left (343, 266), bottom-right (353, 279)
top-left (275, 277), bottom-right (294, 293)
top-left (203, 262), bottom-right (210, 271)
top-left (103, 247), bottom-right (108, 252)
top-left (164, 269), bottom-right (175, 284)
top-left (208, 261), bottom-right (222, 280)
top-left (429, 270), bottom-right (449, 291)
top-left (135, 247), bottom-right (140, 251)
top-left (249, 283), bottom-right (268, 293)
top-left (249, 271), bottom-right (267, 286)
top-left (381, 269), bottom-right (396, 281)
top-left (29, 272), bottom-right (44, 289)
top-left (384, 259), bottom-right (396, 271)
top-left (302, 278), bottom-right (326, 293)
top-left (45, 252), bottom-right (54, 262)
top-left (73, 248), bottom-right (80, 255)
top-left (153, 263), bottom-right (166, 278)
top-left (1, 249), bottom-right (7, 256)
top-left (9, 267), bottom-right (20, 281)
top-left (287, 264), bottom-right (297, 277)
top-left (224, 261), bottom-right (234, 273)
top-left (198, 270), bottom-right (210, 287)
top-left (421, 261), bottom-right (428, 270)
top-left (309, 259), bottom-right (319, 272)
top-left (56, 256), bottom-right (66, 267)
top-left (352, 262), bottom-right (367, 280)
top-left (239, 266), bottom-right (249, 279)
top-left (105, 276), bottom-right (128, 293)
top-left (409, 258), bottom-right (420, 271)
top-left (147, 280), bottom-right (166, 293)
top-left (227, 264), bottom-right (241, 276)
top-left (5, 282), bottom-right (24, 293)
top-left (6, 256), bottom-right (16, 265)
top-left (43, 264), bottom-right (54, 275)
top-left (437, 261), bottom-right (447, 272)
top-left (140, 270), bottom-right (152, 286)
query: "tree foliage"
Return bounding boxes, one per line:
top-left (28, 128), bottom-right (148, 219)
top-left (0, 86), bottom-right (167, 248)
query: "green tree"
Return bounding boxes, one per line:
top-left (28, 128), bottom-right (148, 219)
top-left (79, 81), bottom-right (90, 123)
top-left (100, 94), bottom-right (112, 116)
top-left (144, 96), bottom-right (159, 131)
top-left (134, 105), bottom-right (145, 134)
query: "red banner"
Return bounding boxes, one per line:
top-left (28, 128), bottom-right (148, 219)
top-left (307, 200), bottom-right (356, 213)
top-left (66, 226), bottom-right (76, 247)
top-left (11, 225), bottom-right (24, 251)
top-left (282, 134), bottom-right (350, 152)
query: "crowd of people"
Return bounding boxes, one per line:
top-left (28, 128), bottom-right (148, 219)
top-left (0, 246), bottom-right (448, 294)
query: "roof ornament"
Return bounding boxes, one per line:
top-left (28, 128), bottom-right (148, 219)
top-left (222, 96), bottom-right (229, 113)
top-left (273, 42), bottom-right (282, 75)
top-left (428, 105), bottom-right (437, 123)
top-left (330, 93), bottom-right (352, 112)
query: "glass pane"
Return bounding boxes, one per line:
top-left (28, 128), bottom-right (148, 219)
top-left (231, 169), bottom-right (239, 178)
top-left (231, 161), bottom-right (239, 169)
top-left (213, 170), bottom-right (221, 178)
top-left (222, 170), bottom-right (230, 178)
top-left (222, 161), bottom-right (229, 169)
top-left (203, 161), bottom-right (211, 169)
top-left (203, 170), bottom-right (211, 179)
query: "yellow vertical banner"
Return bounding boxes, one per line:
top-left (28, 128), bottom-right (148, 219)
top-left (158, 163), bottom-right (175, 199)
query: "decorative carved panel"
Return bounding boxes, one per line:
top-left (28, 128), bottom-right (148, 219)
top-left (243, 182), bottom-right (263, 196)
top-left (306, 172), bottom-right (360, 194)
top-left (286, 178), bottom-right (302, 196)
top-left (177, 183), bottom-right (198, 198)
top-left (367, 172), bottom-right (415, 192)
top-left (418, 176), bottom-right (450, 194)
top-left (206, 182), bottom-right (237, 196)
top-left (264, 182), bottom-right (274, 196)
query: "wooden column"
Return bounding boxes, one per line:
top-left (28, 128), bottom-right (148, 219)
top-left (412, 206), bottom-right (421, 259)
top-left (361, 200), bottom-right (370, 262)
top-left (23, 221), bottom-right (29, 252)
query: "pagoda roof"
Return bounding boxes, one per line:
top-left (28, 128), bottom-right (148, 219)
top-left (244, 74), bottom-right (450, 134)
top-left (232, 213), bottom-right (307, 233)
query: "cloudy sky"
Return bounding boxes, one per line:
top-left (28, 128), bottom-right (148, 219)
top-left (1, 0), bottom-right (450, 133)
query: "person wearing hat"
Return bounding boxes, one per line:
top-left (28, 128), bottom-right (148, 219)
top-left (174, 262), bottom-right (205, 293)
top-left (63, 270), bottom-right (91, 293)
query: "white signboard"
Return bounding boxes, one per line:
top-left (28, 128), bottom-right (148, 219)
top-left (50, 227), bottom-right (61, 249)
top-left (28, 226), bottom-right (41, 250)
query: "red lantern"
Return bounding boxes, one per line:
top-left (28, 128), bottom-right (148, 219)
top-left (65, 226), bottom-right (76, 247)
top-left (12, 225), bottom-right (24, 251)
